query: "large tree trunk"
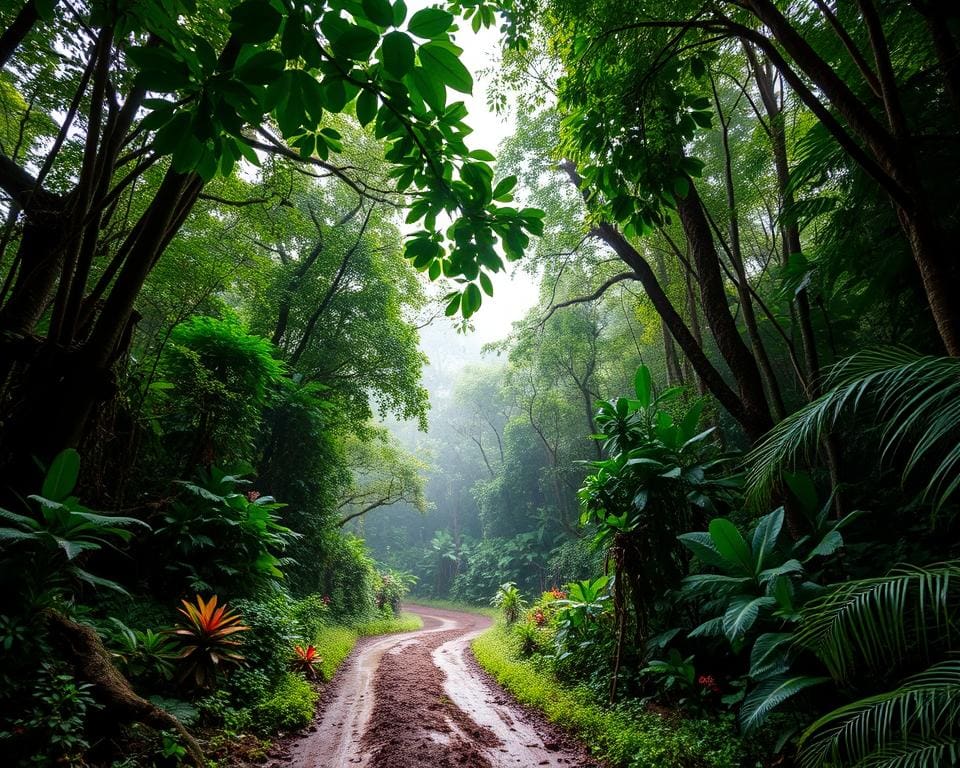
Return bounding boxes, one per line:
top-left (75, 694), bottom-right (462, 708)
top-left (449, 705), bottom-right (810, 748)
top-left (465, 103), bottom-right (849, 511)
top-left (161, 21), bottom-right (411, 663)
top-left (675, 180), bottom-right (774, 440)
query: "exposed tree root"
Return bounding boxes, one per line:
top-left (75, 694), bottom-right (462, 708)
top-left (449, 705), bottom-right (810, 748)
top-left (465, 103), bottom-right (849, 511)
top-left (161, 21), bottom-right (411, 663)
top-left (44, 609), bottom-right (205, 766)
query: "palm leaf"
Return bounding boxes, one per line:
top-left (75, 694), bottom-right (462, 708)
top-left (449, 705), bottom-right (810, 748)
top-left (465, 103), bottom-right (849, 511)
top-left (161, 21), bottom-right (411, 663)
top-left (745, 348), bottom-right (960, 511)
top-left (740, 674), bottom-right (829, 733)
top-left (798, 661), bottom-right (960, 768)
top-left (794, 562), bottom-right (960, 684)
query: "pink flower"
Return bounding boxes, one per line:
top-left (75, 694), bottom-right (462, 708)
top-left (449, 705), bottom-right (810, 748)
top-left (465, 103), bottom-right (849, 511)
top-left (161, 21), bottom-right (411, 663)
top-left (246, 491), bottom-right (261, 502)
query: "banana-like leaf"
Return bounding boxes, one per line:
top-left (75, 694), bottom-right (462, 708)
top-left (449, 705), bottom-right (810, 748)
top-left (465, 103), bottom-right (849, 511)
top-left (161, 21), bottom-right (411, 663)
top-left (751, 507), bottom-right (784, 572)
top-left (709, 517), bottom-right (754, 574)
top-left (750, 632), bottom-right (794, 678)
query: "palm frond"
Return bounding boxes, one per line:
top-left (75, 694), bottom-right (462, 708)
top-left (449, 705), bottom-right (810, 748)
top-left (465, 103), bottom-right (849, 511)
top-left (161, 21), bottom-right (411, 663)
top-left (794, 562), bottom-right (960, 683)
top-left (745, 348), bottom-right (960, 510)
top-left (798, 660), bottom-right (960, 768)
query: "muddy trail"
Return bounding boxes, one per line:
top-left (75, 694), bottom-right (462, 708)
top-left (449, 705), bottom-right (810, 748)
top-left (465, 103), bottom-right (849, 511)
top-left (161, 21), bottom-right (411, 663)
top-left (270, 605), bottom-right (601, 768)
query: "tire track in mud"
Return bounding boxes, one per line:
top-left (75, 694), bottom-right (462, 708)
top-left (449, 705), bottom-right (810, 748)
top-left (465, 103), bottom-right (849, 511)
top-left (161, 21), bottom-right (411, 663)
top-left (274, 606), bottom-right (600, 768)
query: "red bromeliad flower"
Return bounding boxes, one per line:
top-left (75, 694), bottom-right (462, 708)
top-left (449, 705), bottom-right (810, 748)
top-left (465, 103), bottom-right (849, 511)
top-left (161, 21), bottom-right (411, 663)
top-left (293, 644), bottom-right (322, 679)
top-left (549, 587), bottom-right (566, 599)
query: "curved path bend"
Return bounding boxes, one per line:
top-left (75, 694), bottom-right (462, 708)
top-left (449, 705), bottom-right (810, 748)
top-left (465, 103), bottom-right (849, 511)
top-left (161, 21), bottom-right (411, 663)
top-left (273, 605), bottom-right (599, 768)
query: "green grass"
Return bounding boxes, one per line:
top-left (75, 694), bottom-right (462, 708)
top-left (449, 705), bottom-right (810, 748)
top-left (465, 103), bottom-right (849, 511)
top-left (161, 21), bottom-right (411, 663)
top-left (406, 597), bottom-right (497, 618)
top-left (355, 611), bottom-right (422, 636)
top-left (472, 624), bottom-right (744, 768)
top-left (313, 612), bottom-right (424, 680)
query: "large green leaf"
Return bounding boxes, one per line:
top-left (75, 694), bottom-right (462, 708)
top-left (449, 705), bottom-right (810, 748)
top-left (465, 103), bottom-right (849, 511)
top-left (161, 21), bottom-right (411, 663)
top-left (751, 507), bottom-right (783, 573)
top-left (634, 365), bottom-right (651, 407)
top-left (407, 7), bottom-right (453, 38)
top-left (723, 595), bottom-right (776, 641)
top-left (380, 31), bottom-right (415, 79)
top-left (42, 449), bottom-right (80, 502)
top-left (677, 531), bottom-right (725, 567)
top-left (418, 43), bottom-right (472, 94)
top-left (709, 517), bottom-right (754, 574)
top-left (229, 0), bottom-right (282, 44)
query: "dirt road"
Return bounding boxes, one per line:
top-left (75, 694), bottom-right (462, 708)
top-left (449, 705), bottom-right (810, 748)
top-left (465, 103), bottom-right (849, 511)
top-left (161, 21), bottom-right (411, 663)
top-left (273, 605), bottom-right (600, 768)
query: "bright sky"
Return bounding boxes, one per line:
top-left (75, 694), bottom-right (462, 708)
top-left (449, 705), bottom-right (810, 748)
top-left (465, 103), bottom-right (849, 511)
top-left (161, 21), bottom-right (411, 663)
top-left (437, 8), bottom-right (539, 345)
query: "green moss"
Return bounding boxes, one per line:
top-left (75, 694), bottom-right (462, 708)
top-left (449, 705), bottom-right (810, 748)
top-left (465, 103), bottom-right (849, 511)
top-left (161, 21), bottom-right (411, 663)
top-left (406, 597), bottom-right (497, 617)
top-left (255, 673), bottom-right (317, 732)
top-left (472, 624), bottom-right (743, 768)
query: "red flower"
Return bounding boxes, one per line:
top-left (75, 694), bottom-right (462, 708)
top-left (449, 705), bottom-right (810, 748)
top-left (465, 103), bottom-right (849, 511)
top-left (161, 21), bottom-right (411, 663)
top-left (246, 490), bottom-right (261, 502)
top-left (549, 587), bottom-right (566, 599)
top-left (533, 610), bottom-right (546, 626)
top-left (698, 674), bottom-right (721, 693)
top-left (321, 595), bottom-right (331, 605)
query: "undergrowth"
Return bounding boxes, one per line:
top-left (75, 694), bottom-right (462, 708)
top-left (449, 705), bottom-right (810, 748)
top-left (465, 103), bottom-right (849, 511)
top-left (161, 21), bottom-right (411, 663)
top-left (472, 623), bottom-right (744, 768)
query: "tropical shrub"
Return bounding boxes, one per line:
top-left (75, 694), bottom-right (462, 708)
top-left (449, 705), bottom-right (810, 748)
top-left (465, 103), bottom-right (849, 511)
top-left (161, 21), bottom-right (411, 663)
top-left (155, 466), bottom-right (298, 595)
top-left (255, 672), bottom-right (317, 733)
top-left (172, 594), bottom-right (249, 689)
top-left (231, 593), bottom-right (302, 688)
top-left (0, 663), bottom-right (101, 765)
top-left (491, 582), bottom-right (526, 624)
top-left (0, 449), bottom-right (147, 601)
top-left (578, 366), bottom-right (738, 676)
top-left (292, 645), bottom-right (321, 680)
top-left (157, 315), bottom-right (285, 470)
top-left (107, 620), bottom-right (178, 684)
top-left (374, 569), bottom-right (415, 616)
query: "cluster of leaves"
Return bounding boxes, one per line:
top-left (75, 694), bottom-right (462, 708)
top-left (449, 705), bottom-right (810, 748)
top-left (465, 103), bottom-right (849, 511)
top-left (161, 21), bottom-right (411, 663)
top-left (156, 466), bottom-right (299, 595)
top-left (121, 0), bottom-right (542, 315)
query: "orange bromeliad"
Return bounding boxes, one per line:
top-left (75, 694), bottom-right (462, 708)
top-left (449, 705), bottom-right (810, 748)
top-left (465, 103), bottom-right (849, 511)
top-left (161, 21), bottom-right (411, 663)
top-left (172, 594), bottom-right (249, 688)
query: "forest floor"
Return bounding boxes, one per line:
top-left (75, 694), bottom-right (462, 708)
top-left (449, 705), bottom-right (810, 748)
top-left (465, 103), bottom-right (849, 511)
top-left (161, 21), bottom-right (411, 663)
top-left (268, 605), bottom-right (602, 768)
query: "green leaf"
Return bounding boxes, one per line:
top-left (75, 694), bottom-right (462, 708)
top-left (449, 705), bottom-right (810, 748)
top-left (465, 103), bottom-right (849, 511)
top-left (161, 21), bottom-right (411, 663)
top-left (381, 31), bottom-right (415, 79)
top-left (355, 89), bottom-right (378, 126)
top-left (677, 531), bottom-right (725, 568)
top-left (392, 0), bottom-right (407, 26)
top-left (407, 67), bottom-right (445, 112)
top-left (723, 596), bottom-right (776, 641)
top-left (235, 50), bottom-right (286, 85)
top-left (418, 42), bottom-right (472, 94)
top-left (709, 517), bottom-right (754, 574)
top-left (479, 271), bottom-right (493, 297)
top-left (407, 8), bottom-right (453, 38)
top-left (362, 0), bottom-right (394, 27)
top-left (492, 174), bottom-right (516, 200)
top-left (740, 675), bottom-right (828, 733)
top-left (751, 508), bottom-right (784, 573)
top-left (444, 293), bottom-right (461, 316)
top-left (229, 0), bottom-right (282, 44)
top-left (330, 23), bottom-right (381, 62)
top-left (42, 449), bottom-right (80, 502)
top-left (634, 365), bottom-right (651, 407)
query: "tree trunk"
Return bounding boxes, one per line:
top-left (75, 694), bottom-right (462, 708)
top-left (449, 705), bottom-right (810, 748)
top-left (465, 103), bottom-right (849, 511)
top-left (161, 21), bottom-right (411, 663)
top-left (675, 180), bottom-right (774, 440)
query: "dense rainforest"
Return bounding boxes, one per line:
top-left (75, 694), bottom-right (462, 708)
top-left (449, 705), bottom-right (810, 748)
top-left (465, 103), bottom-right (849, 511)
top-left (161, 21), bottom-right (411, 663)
top-left (1, 0), bottom-right (958, 766)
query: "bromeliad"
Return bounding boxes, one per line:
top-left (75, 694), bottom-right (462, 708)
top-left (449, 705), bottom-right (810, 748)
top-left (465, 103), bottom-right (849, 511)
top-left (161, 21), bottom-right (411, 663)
top-left (292, 644), bottom-right (322, 679)
top-left (172, 594), bottom-right (249, 688)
